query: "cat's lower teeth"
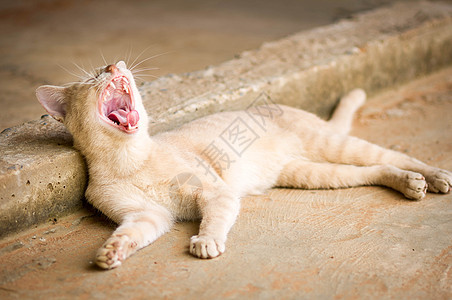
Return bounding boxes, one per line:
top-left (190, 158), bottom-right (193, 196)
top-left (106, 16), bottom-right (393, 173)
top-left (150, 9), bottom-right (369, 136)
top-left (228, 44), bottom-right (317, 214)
top-left (123, 85), bottom-right (129, 93)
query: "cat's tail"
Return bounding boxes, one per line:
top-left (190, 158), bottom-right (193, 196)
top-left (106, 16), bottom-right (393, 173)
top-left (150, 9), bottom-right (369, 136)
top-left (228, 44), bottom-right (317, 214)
top-left (328, 88), bottom-right (366, 135)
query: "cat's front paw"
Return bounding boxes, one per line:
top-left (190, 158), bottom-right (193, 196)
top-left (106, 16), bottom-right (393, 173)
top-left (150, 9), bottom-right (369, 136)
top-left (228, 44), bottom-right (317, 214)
top-left (96, 234), bottom-right (137, 270)
top-left (425, 169), bottom-right (452, 194)
top-left (190, 235), bottom-right (225, 259)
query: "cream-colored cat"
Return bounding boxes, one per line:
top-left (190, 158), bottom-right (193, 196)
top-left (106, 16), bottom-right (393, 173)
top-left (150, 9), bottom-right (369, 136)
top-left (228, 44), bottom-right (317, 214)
top-left (36, 61), bottom-right (452, 270)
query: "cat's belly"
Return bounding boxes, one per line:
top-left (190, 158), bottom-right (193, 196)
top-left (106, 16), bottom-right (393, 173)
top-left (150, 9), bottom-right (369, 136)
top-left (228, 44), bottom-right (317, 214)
top-left (219, 133), bottom-right (304, 196)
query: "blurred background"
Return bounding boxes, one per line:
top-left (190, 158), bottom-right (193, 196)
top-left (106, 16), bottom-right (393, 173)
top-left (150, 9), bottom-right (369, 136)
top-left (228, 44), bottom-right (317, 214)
top-left (0, 0), bottom-right (444, 131)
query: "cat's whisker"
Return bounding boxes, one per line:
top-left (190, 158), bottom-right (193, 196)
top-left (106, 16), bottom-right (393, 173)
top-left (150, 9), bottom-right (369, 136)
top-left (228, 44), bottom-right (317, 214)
top-left (134, 74), bottom-right (160, 81)
top-left (88, 81), bottom-right (104, 96)
top-left (73, 62), bottom-right (91, 77)
top-left (73, 62), bottom-right (94, 80)
top-left (57, 64), bottom-right (87, 81)
top-left (129, 52), bottom-right (171, 72)
top-left (132, 67), bottom-right (160, 73)
top-left (125, 45), bottom-right (134, 68)
top-left (129, 46), bottom-right (155, 71)
top-left (63, 82), bottom-right (90, 87)
top-left (89, 61), bottom-right (100, 79)
top-left (135, 74), bottom-right (160, 78)
top-left (99, 49), bottom-right (108, 67)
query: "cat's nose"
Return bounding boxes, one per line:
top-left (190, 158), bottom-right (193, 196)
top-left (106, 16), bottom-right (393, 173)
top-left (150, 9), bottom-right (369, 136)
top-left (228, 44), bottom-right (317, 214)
top-left (105, 64), bottom-right (118, 74)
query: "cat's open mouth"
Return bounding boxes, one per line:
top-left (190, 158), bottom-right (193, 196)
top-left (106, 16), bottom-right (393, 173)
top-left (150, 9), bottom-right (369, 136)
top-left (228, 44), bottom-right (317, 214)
top-left (99, 75), bottom-right (139, 133)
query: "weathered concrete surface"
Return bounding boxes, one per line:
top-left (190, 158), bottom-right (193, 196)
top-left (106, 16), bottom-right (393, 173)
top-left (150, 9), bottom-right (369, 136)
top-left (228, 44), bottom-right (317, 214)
top-left (0, 118), bottom-right (86, 236)
top-left (1, 1), bottom-right (452, 237)
top-left (142, 1), bottom-right (452, 134)
top-left (0, 67), bottom-right (451, 298)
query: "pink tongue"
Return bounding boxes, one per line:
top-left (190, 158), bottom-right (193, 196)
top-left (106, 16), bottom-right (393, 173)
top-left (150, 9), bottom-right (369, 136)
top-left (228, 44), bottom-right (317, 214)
top-left (127, 110), bottom-right (139, 127)
top-left (108, 109), bottom-right (139, 127)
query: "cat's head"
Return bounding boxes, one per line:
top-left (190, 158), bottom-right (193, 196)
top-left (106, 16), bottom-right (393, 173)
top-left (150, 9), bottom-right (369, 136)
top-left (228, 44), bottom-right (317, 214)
top-left (36, 61), bottom-right (148, 142)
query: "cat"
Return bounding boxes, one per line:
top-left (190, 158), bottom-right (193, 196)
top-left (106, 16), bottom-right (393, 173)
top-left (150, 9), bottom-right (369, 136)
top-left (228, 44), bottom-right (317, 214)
top-left (36, 61), bottom-right (452, 270)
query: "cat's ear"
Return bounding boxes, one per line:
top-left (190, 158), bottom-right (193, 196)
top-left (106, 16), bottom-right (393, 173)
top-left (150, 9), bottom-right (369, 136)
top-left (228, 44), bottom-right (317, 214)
top-left (116, 61), bottom-right (127, 69)
top-left (36, 85), bottom-right (67, 123)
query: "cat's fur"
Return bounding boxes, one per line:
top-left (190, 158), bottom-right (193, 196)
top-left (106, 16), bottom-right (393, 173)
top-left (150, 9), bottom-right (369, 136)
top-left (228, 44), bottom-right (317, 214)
top-left (36, 61), bottom-right (452, 269)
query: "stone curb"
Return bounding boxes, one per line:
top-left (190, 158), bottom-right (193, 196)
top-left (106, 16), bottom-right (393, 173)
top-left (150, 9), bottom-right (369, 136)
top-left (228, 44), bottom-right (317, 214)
top-left (1, 1), bottom-right (451, 238)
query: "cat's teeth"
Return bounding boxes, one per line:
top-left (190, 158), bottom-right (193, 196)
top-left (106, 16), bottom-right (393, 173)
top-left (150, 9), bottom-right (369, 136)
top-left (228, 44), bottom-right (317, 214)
top-left (123, 85), bottom-right (129, 93)
top-left (123, 77), bottom-right (129, 84)
top-left (105, 90), bottom-right (110, 97)
top-left (109, 82), bottom-right (116, 89)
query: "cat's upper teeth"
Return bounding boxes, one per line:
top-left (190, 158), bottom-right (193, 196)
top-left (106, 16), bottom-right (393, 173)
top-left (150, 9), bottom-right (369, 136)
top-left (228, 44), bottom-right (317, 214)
top-left (104, 90), bottom-right (110, 102)
top-left (123, 85), bottom-right (129, 93)
top-left (109, 82), bottom-right (116, 89)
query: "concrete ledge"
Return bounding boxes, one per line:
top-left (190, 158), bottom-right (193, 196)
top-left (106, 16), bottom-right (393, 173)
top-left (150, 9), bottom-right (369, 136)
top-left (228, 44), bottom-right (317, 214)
top-left (142, 1), bottom-right (452, 134)
top-left (0, 118), bottom-right (86, 237)
top-left (1, 1), bottom-right (452, 238)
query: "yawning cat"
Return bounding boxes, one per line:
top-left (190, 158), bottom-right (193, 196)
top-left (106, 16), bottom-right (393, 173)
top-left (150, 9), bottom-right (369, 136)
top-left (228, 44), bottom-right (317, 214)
top-left (36, 61), bottom-right (452, 269)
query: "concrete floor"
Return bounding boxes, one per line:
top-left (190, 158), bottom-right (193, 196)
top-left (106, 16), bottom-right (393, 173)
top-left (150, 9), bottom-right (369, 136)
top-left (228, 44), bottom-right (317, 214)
top-left (0, 67), bottom-right (451, 299)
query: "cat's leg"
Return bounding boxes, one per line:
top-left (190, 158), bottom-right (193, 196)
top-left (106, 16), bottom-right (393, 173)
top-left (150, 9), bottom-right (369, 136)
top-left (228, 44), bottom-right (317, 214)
top-left (304, 132), bottom-right (452, 194)
top-left (328, 89), bottom-right (366, 135)
top-left (96, 207), bottom-right (172, 269)
top-left (277, 160), bottom-right (428, 200)
top-left (190, 183), bottom-right (240, 259)
top-left (88, 187), bottom-right (173, 269)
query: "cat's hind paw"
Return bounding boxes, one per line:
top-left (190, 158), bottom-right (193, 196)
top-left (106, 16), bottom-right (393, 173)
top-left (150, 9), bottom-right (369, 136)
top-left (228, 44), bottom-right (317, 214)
top-left (96, 234), bottom-right (137, 270)
top-left (400, 171), bottom-right (428, 200)
top-left (426, 169), bottom-right (452, 194)
top-left (190, 235), bottom-right (225, 259)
